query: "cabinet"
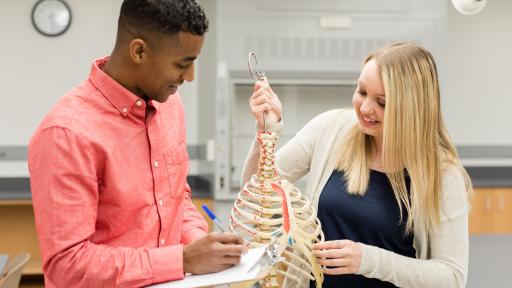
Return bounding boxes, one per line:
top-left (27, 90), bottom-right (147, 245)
top-left (469, 188), bottom-right (512, 234)
top-left (0, 200), bottom-right (43, 288)
top-left (0, 200), bottom-right (41, 275)
top-left (192, 198), bottom-right (214, 231)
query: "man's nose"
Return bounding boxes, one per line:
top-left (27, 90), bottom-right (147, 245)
top-left (182, 62), bottom-right (195, 82)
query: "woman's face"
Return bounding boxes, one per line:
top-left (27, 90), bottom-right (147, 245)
top-left (352, 59), bottom-right (386, 141)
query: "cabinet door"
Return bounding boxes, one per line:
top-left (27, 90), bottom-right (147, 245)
top-left (0, 201), bottom-right (42, 275)
top-left (469, 188), bottom-right (512, 234)
top-left (469, 188), bottom-right (495, 234)
top-left (492, 189), bottom-right (512, 233)
top-left (191, 198), bottom-right (214, 232)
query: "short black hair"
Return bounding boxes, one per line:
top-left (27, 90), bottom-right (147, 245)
top-left (119, 0), bottom-right (209, 36)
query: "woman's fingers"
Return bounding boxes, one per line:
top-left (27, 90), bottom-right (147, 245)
top-left (249, 77), bottom-right (282, 130)
top-left (251, 103), bottom-right (271, 116)
top-left (312, 239), bottom-right (350, 250)
top-left (252, 77), bottom-right (269, 92)
top-left (312, 248), bottom-right (346, 259)
top-left (249, 92), bottom-right (271, 107)
top-left (315, 257), bottom-right (350, 267)
top-left (312, 240), bottom-right (363, 275)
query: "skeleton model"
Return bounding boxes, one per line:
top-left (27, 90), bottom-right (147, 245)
top-left (230, 55), bottom-right (324, 287)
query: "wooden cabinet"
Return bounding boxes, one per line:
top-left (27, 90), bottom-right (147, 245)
top-left (0, 200), bottom-right (42, 275)
top-left (0, 200), bottom-right (43, 288)
top-left (191, 198), bottom-right (215, 232)
top-left (469, 188), bottom-right (512, 234)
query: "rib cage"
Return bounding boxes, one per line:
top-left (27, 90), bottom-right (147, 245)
top-left (230, 131), bottom-right (324, 288)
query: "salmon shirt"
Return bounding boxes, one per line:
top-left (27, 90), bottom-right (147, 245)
top-left (28, 57), bottom-right (208, 287)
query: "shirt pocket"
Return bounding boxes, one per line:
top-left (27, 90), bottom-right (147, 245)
top-left (163, 143), bottom-right (189, 198)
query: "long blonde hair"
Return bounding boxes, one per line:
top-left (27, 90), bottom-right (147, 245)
top-left (337, 42), bottom-right (472, 234)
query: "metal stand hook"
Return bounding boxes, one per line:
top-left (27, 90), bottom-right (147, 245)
top-left (248, 52), bottom-right (268, 133)
top-left (248, 52), bottom-right (266, 81)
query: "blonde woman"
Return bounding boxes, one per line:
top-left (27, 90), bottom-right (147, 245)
top-left (242, 42), bottom-right (472, 288)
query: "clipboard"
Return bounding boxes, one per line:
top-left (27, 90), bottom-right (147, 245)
top-left (147, 243), bottom-right (284, 288)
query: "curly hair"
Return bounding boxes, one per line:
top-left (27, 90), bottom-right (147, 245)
top-left (119, 0), bottom-right (209, 36)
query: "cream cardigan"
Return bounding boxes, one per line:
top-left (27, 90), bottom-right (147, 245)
top-left (242, 109), bottom-right (469, 288)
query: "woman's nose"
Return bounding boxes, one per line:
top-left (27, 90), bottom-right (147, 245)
top-left (360, 99), bottom-right (374, 115)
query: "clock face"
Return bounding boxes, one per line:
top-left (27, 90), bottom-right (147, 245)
top-left (31, 0), bottom-right (72, 37)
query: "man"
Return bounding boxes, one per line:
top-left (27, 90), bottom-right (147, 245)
top-left (28, 1), bottom-right (246, 287)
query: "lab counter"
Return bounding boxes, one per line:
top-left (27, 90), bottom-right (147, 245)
top-left (0, 175), bottom-right (214, 200)
top-left (466, 166), bottom-right (512, 187)
top-left (0, 167), bottom-right (511, 200)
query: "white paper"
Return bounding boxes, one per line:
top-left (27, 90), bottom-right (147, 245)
top-left (148, 246), bottom-right (267, 288)
top-left (0, 254), bottom-right (8, 275)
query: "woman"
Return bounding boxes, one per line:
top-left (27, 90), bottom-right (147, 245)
top-left (242, 42), bottom-right (472, 287)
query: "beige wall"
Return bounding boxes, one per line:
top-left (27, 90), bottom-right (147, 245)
top-left (443, 0), bottom-right (512, 145)
top-left (0, 0), bottom-right (201, 147)
top-left (0, 0), bottom-right (121, 145)
top-left (1, 0), bottom-right (511, 154)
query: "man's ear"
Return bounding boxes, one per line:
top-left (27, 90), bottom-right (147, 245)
top-left (129, 38), bottom-right (147, 64)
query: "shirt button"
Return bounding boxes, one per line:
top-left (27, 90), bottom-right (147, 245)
top-left (160, 238), bottom-right (165, 245)
top-left (122, 107), bottom-right (128, 113)
top-left (159, 199), bottom-right (164, 207)
top-left (154, 160), bottom-right (159, 168)
top-left (136, 100), bottom-right (142, 107)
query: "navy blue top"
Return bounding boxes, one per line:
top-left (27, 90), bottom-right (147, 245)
top-left (312, 169), bottom-right (415, 288)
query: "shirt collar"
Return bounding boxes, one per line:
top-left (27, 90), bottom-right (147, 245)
top-left (88, 57), bottom-right (160, 119)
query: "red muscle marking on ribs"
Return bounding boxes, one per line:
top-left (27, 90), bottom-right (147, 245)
top-left (271, 183), bottom-right (290, 233)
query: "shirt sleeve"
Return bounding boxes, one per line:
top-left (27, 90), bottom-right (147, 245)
top-left (181, 183), bottom-right (208, 244)
top-left (29, 127), bottom-right (186, 287)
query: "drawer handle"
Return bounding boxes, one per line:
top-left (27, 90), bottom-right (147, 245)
top-left (498, 195), bottom-right (505, 211)
top-left (485, 196), bottom-right (492, 211)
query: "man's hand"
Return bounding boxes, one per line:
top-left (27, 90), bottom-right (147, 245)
top-left (183, 232), bottom-right (247, 274)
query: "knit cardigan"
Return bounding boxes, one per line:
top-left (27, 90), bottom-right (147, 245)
top-left (242, 109), bottom-right (469, 288)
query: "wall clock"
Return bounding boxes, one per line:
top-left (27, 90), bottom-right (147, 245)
top-left (31, 0), bottom-right (72, 37)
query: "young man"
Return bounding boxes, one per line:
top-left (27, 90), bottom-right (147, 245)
top-left (28, 1), bottom-right (246, 287)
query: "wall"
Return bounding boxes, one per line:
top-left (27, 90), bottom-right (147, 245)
top-left (443, 0), bottom-right (512, 145)
top-left (0, 0), bottom-right (121, 146)
top-left (0, 0), bottom-right (202, 175)
top-left (444, 3), bottom-right (512, 288)
top-left (196, 0), bottom-right (216, 175)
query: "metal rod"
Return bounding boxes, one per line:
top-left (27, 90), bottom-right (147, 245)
top-left (248, 52), bottom-right (268, 133)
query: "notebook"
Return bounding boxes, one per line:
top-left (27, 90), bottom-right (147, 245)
top-left (148, 245), bottom-right (278, 288)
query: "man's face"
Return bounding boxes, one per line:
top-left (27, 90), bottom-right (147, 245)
top-left (137, 31), bottom-right (204, 103)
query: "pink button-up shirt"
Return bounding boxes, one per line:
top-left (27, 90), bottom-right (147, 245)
top-left (28, 57), bottom-right (208, 287)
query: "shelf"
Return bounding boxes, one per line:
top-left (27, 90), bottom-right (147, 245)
top-left (0, 161), bottom-right (30, 177)
top-left (0, 199), bottom-right (32, 206)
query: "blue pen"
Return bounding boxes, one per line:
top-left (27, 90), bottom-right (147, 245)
top-left (201, 204), bottom-right (226, 232)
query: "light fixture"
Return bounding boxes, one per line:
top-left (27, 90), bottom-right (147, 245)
top-left (451, 0), bottom-right (487, 15)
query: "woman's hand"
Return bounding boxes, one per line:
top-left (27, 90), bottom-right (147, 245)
top-left (249, 77), bottom-right (282, 131)
top-left (312, 239), bottom-right (362, 275)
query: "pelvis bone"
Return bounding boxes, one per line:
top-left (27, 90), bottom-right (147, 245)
top-left (230, 131), bottom-right (324, 288)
